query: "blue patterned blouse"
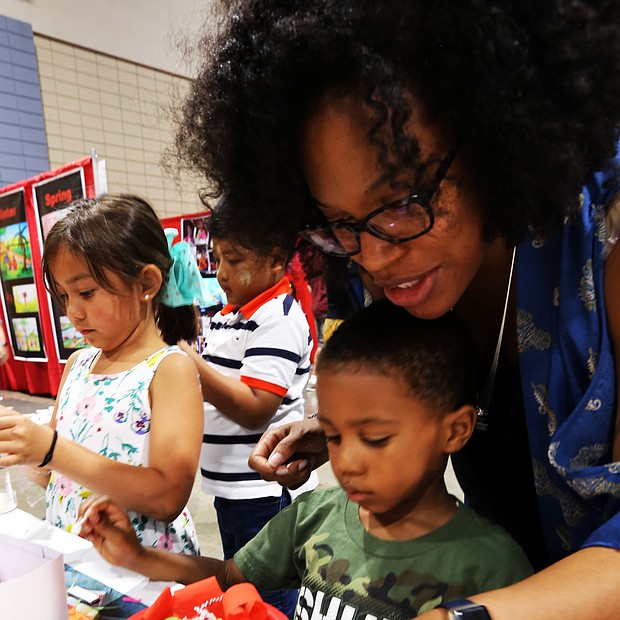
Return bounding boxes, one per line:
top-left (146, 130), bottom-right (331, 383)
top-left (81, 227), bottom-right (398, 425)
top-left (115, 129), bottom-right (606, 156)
top-left (516, 160), bottom-right (620, 563)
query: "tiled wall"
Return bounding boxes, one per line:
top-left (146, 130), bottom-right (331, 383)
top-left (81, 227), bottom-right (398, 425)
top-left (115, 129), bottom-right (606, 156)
top-left (34, 35), bottom-right (204, 218)
top-left (0, 16), bottom-right (49, 187)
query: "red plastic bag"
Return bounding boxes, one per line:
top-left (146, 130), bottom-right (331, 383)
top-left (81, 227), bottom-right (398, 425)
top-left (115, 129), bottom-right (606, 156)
top-left (129, 577), bottom-right (288, 620)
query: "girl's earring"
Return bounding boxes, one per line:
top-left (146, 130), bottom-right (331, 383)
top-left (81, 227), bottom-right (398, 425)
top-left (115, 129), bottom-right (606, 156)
top-left (144, 294), bottom-right (150, 301)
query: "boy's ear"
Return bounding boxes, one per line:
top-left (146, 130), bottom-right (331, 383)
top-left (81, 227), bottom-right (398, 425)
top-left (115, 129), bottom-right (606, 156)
top-left (441, 404), bottom-right (477, 455)
top-left (139, 264), bottom-right (163, 300)
top-left (268, 251), bottom-right (287, 276)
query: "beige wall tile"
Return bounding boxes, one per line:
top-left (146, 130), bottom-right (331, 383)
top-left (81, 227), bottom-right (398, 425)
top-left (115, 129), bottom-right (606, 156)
top-left (96, 54), bottom-right (117, 68)
top-left (102, 118), bottom-right (123, 133)
top-left (124, 147), bottom-right (145, 163)
top-left (104, 160), bottom-right (127, 175)
top-left (61, 136), bottom-right (87, 155)
top-left (41, 89), bottom-right (58, 111)
top-left (53, 66), bottom-right (78, 84)
top-left (57, 109), bottom-right (81, 126)
top-left (44, 119), bottom-right (62, 137)
top-left (118, 70), bottom-right (138, 87)
top-left (47, 147), bottom-right (65, 168)
top-left (61, 124), bottom-right (84, 140)
top-left (105, 132), bottom-right (125, 148)
top-left (35, 47), bottom-right (53, 65)
top-left (97, 64), bottom-right (119, 82)
top-left (77, 78), bottom-right (100, 95)
top-left (34, 35), bottom-right (201, 217)
top-left (50, 50), bottom-right (77, 71)
top-left (76, 58), bottom-right (98, 77)
top-left (79, 101), bottom-right (102, 117)
top-left (121, 120), bottom-right (143, 138)
top-left (80, 114), bottom-right (104, 131)
top-left (57, 96), bottom-right (81, 114)
top-left (83, 128), bottom-right (105, 146)
top-left (123, 135), bottom-right (144, 150)
top-left (57, 82), bottom-right (80, 100)
top-left (75, 48), bottom-right (97, 63)
top-left (99, 91), bottom-right (121, 109)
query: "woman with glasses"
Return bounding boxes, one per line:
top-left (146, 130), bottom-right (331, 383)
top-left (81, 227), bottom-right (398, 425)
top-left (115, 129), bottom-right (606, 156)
top-left (172, 1), bottom-right (620, 618)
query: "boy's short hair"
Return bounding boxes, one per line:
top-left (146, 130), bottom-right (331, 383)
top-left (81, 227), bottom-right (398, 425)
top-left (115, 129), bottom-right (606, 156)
top-left (208, 198), bottom-right (296, 262)
top-left (316, 298), bottom-right (477, 413)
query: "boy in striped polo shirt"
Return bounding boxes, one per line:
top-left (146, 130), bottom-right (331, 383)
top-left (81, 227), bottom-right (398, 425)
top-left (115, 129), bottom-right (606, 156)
top-left (180, 200), bottom-right (318, 618)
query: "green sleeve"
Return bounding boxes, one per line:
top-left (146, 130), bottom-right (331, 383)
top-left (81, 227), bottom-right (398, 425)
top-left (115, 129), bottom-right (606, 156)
top-left (472, 526), bottom-right (534, 593)
top-left (233, 493), bottom-right (307, 591)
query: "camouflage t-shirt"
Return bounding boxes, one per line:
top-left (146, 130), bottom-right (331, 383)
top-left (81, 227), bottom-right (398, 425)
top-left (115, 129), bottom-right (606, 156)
top-left (234, 486), bottom-right (532, 620)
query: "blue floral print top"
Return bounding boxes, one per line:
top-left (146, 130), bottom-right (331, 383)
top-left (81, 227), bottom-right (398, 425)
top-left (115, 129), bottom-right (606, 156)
top-left (46, 345), bottom-right (200, 555)
top-left (516, 158), bottom-right (620, 563)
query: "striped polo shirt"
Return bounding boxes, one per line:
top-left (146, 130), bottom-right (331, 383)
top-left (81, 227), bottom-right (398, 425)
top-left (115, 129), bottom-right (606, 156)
top-left (200, 277), bottom-right (317, 499)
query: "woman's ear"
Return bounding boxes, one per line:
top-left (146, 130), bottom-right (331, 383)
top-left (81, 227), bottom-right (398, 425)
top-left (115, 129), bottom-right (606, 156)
top-left (139, 264), bottom-right (163, 301)
top-left (442, 404), bottom-right (477, 454)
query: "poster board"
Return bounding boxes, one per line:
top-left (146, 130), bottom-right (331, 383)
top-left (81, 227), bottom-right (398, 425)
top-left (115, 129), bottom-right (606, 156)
top-left (0, 156), bottom-right (100, 395)
top-left (32, 166), bottom-right (89, 362)
top-left (0, 187), bottom-right (44, 360)
top-left (180, 214), bottom-right (216, 275)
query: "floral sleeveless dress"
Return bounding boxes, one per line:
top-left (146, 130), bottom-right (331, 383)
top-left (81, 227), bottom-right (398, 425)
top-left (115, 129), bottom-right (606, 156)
top-left (46, 345), bottom-right (200, 555)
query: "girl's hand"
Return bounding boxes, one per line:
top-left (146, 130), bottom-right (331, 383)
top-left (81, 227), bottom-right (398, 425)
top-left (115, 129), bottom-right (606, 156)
top-left (78, 496), bottom-right (145, 570)
top-left (248, 417), bottom-right (329, 489)
top-left (0, 408), bottom-right (55, 467)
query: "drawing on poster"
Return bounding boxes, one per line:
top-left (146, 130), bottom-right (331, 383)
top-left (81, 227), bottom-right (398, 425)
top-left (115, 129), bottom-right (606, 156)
top-left (13, 283), bottom-right (39, 314)
top-left (181, 216), bottom-right (216, 275)
top-left (11, 317), bottom-right (41, 352)
top-left (0, 222), bottom-right (33, 281)
top-left (60, 316), bottom-right (87, 349)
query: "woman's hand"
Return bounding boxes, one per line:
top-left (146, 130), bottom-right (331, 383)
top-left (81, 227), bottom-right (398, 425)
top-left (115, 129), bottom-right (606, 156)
top-left (0, 408), bottom-right (55, 467)
top-left (78, 496), bottom-right (145, 570)
top-left (248, 417), bottom-right (329, 489)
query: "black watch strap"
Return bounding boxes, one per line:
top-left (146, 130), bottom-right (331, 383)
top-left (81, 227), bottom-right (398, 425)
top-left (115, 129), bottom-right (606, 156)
top-left (439, 599), bottom-right (491, 619)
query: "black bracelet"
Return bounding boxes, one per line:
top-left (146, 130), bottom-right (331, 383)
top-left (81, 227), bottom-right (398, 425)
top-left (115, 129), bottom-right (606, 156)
top-left (38, 429), bottom-right (58, 468)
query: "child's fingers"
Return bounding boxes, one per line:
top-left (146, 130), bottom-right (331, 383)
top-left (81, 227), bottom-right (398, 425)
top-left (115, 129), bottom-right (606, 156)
top-left (0, 415), bottom-right (54, 466)
top-left (81, 495), bottom-right (133, 535)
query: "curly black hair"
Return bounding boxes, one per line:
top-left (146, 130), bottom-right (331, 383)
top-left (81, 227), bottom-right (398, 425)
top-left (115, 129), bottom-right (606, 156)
top-left (174, 0), bottom-right (620, 250)
top-left (206, 197), bottom-right (297, 261)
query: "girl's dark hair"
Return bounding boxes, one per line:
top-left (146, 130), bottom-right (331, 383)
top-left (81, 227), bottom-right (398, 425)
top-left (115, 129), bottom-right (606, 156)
top-left (174, 0), bottom-right (620, 248)
top-left (317, 298), bottom-right (477, 413)
top-left (42, 194), bottom-right (198, 345)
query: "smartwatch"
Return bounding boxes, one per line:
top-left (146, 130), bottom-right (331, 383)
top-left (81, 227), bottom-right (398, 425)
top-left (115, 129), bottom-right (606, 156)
top-left (439, 599), bottom-right (491, 620)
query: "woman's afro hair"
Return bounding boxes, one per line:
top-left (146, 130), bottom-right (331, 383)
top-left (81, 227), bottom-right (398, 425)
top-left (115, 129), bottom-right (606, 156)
top-left (173, 0), bottom-right (620, 251)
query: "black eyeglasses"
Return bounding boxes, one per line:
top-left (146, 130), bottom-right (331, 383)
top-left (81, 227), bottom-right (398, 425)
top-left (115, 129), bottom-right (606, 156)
top-left (300, 147), bottom-right (459, 257)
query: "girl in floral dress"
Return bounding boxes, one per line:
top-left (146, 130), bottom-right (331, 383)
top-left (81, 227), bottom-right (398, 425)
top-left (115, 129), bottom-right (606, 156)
top-left (0, 194), bottom-right (204, 555)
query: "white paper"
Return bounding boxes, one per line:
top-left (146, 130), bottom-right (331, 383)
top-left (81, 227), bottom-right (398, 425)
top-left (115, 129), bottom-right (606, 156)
top-left (0, 507), bottom-right (49, 540)
top-left (70, 555), bottom-right (148, 594)
top-left (30, 522), bottom-right (93, 562)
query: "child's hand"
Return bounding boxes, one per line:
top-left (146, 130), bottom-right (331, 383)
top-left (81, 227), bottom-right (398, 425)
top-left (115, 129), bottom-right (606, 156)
top-left (0, 409), bottom-right (55, 467)
top-left (78, 496), bottom-right (146, 570)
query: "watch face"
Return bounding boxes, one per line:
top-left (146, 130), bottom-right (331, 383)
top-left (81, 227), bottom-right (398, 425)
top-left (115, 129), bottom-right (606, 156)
top-left (442, 601), bottom-right (491, 620)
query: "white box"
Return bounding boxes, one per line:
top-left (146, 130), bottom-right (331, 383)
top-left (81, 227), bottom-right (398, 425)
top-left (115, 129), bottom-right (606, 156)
top-left (0, 532), bottom-right (68, 620)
